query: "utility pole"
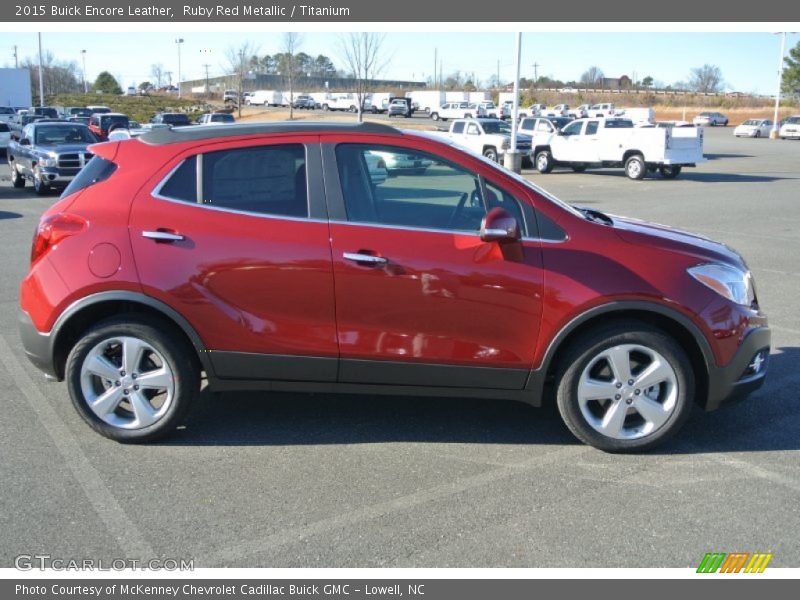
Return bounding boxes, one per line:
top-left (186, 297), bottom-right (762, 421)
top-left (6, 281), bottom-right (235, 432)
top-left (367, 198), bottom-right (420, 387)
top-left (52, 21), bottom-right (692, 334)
top-left (13, 45), bottom-right (18, 68)
top-left (771, 32), bottom-right (788, 139)
top-left (496, 59), bottom-right (500, 88)
top-left (532, 61), bottom-right (540, 87)
top-left (433, 47), bottom-right (437, 88)
top-left (203, 63), bottom-right (211, 100)
top-left (503, 32), bottom-right (522, 174)
top-left (175, 38), bottom-right (184, 98)
top-left (165, 71), bottom-right (173, 86)
top-left (81, 49), bottom-right (87, 93)
top-left (37, 32), bottom-right (44, 107)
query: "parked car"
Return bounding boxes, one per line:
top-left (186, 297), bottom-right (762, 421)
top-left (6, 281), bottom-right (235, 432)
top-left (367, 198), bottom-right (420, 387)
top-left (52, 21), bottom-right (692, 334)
top-left (387, 98), bottom-right (412, 118)
top-left (30, 106), bottom-right (60, 119)
top-left (364, 152), bottom-right (388, 184)
top-left (0, 106), bottom-right (16, 122)
top-left (518, 117), bottom-right (574, 148)
top-left (88, 112), bottom-right (130, 141)
top-left (67, 116), bottom-right (91, 126)
top-left (292, 95), bottom-right (317, 109)
top-left (151, 112), bottom-right (192, 127)
top-left (85, 105), bottom-right (111, 115)
top-left (196, 113), bottom-right (236, 125)
top-left (0, 121), bottom-right (11, 153)
top-left (368, 149), bottom-right (433, 175)
top-left (432, 117), bottom-right (532, 163)
top-left (778, 116), bottom-right (800, 140)
top-left (18, 121), bottom-right (770, 453)
top-left (7, 121), bottom-right (98, 194)
top-left (568, 104), bottom-right (590, 119)
top-left (693, 112), bottom-right (728, 127)
top-left (733, 119), bottom-right (773, 138)
top-left (477, 101), bottom-right (499, 118)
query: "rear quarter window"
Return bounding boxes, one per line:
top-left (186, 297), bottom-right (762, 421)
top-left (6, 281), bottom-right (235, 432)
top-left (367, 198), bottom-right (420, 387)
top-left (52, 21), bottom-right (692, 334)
top-left (61, 157), bottom-right (117, 198)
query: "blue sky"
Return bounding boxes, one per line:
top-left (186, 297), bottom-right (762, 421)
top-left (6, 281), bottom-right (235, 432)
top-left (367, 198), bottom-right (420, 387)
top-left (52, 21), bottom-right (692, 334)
top-left (2, 31), bottom-right (798, 94)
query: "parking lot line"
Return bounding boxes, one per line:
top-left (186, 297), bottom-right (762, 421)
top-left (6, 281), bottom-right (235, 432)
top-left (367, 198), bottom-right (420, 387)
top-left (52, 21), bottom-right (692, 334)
top-left (0, 333), bottom-right (155, 559)
top-left (205, 445), bottom-right (589, 564)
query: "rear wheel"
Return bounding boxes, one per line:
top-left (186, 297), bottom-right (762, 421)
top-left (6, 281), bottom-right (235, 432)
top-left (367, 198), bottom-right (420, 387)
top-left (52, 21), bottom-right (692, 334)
top-left (535, 149), bottom-right (553, 174)
top-left (66, 315), bottom-right (200, 443)
top-left (10, 162), bottom-right (25, 188)
top-left (754, 130), bottom-right (761, 138)
top-left (430, 112), bottom-right (440, 121)
top-left (571, 165), bottom-right (587, 173)
top-left (625, 154), bottom-right (646, 180)
top-left (658, 165), bottom-right (682, 179)
top-left (555, 321), bottom-right (694, 452)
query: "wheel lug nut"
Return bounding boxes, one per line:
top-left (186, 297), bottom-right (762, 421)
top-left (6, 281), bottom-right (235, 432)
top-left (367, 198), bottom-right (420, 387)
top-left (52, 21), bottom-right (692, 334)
top-left (114, 381), bottom-right (120, 386)
top-left (614, 394), bottom-right (621, 400)
top-left (626, 398), bottom-right (633, 404)
top-left (123, 389), bottom-right (129, 395)
top-left (616, 382), bottom-right (622, 388)
top-left (134, 385), bottom-right (139, 390)
top-left (131, 373), bottom-right (137, 379)
top-left (628, 379), bottom-right (634, 385)
top-left (120, 370), bottom-right (126, 376)
top-left (635, 389), bottom-right (641, 395)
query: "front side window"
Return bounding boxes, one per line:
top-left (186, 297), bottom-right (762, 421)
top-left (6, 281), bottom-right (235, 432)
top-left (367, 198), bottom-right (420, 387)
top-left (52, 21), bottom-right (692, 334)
top-left (585, 121), bottom-right (599, 135)
top-left (562, 121), bottom-right (583, 136)
top-left (335, 144), bottom-right (530, 236)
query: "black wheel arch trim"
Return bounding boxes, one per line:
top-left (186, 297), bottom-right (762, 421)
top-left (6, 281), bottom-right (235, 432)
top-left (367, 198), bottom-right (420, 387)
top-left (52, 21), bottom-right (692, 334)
top-left (523, 300), bottom-right (716, 403)
top-left (49, 290), bottom-right (213, 379)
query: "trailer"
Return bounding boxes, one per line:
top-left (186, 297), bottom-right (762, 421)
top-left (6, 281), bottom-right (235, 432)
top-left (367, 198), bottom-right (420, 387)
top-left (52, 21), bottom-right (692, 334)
top-left (246, 90), bottom-right (283, 106)
top-left (406, 90), bottom-right (445, 113)
top-left (0, 68), bottom-right (32, 108)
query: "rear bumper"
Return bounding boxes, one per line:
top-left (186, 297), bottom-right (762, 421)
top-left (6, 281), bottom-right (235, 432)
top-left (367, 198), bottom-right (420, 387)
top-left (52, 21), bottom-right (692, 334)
top-left (18, 308), bottom-right (58, 380)
top-left (705, 326), bottom-right (771, 411)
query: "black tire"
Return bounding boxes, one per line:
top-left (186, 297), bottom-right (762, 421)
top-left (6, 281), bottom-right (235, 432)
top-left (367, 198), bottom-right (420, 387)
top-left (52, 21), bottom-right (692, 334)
top-left (658, 165), bottom-right (682, 179)
top-left (535, 149), bottom-right (554, 174)
top-left (571, 165), bottom-right (587, 173)
top-left (10, 162), bottom-right (25, 188)
top-left (624, 154), bottom-right (646, 180)
top-left (430, 112), bottom-right (440, 121)
top-left (465, 113), bottom-right (473, 118)
top-left (754, 130), bottom-right (760, 138)
top-left (483, 147), bottom-right (498, 162)
top-left (322, 104), bottom-right (330, 112)
top-left (555, 321), bottom-right (695, 453)
top-left (33, 169), bottom-right (49, 195)
top-left (65, 315), bottom-right (200, 443)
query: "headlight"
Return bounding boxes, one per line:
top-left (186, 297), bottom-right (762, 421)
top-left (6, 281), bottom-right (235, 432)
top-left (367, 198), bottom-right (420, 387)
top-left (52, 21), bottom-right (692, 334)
top-left (688, 263), bottom-right (754, 307)
top-left (40, 157), bottom-right (58, 168)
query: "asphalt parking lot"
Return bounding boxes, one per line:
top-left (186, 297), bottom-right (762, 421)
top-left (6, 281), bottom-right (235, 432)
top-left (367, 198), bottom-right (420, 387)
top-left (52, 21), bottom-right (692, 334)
top-left (0, 127), bottom-right (798, 568)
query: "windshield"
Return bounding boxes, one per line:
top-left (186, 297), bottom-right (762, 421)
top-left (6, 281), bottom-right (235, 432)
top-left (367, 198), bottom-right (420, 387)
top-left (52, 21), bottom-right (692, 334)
top-left (210, 114), bottom-right (235, 122)
top-left (742, 120), bottom-right (758, 125)
top-left (785, 117), bottom-right (800, 124)
top-left (480, 121), bottom-right (512, 134)
top-left (549, 117), bottom-right (572, 130)
top-left (35, 125), bottom-right (97, 144)
top-left (163, 114), bottom-right (191, 125)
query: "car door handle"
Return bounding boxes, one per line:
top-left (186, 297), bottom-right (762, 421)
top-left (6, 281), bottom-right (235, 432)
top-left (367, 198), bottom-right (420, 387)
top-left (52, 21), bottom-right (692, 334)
top-left (142, 230), bottom-right (185, 242)
top-left (343, 252), bottom-right (388, 265)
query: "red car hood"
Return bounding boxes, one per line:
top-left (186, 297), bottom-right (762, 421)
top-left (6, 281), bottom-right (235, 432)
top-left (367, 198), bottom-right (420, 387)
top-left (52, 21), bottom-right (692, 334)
top-left (611, 215), bottom-right (746, 268)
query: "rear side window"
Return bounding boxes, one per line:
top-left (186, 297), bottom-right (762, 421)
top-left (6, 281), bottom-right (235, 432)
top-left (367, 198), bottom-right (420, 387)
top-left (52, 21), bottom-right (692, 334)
top-left (61, 157), bottom-right (117, 198)
top-left (202, 144), bottom-right (307, 217)
top-left (0, 123), bottom-right (9, 133)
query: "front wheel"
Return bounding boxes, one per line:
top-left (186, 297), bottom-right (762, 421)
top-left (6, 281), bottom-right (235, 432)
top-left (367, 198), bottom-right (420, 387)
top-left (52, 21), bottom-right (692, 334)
top-left (625, 154), bottom-right (646, 180)
top-left (483, 147), bottom-right (498, 162)
top-left (658, 165), bottom-right (682, 179)
top-left (555, 321), bottom-right (695, 452)
top-left (33, 168), bottom-right (49, 195)
top-left (430, 112), bottom-right (440, 121)
top-left (66, 315), bottom-right (200, 442)
top-left (10, 162), bottom-right (25, 188)
top-left (535, 149), bottom-right (554, 174)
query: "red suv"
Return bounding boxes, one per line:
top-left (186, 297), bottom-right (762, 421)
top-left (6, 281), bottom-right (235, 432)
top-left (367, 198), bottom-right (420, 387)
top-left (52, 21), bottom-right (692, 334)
top-left (18, 122), bottom-right (770, 451)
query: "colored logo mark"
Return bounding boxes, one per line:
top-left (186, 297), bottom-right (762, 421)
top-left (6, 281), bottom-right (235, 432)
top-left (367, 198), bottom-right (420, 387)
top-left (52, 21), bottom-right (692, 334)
top-left (697, 552), bottom-right (773, 573)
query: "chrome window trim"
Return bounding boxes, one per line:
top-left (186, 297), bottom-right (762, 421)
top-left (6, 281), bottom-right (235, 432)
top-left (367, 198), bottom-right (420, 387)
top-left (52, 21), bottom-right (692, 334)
top-left (327, 219), bottom-right (566, 243)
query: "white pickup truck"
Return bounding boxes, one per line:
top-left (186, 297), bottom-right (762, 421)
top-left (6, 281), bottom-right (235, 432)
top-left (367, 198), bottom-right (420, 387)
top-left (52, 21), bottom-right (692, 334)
top-left (532, 117), bottom-right (705, 180)
top-left (429, 102), bottom-right (484, 121)
top-left (432, 118), bottom-right (533, 163)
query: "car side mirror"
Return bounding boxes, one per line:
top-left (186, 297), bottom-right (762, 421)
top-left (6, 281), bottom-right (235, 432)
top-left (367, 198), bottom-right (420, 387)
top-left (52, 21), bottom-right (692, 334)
top-left (19, 138), bottom-right (30, 145)
top-left (480, 207), bottom-right (521, 243)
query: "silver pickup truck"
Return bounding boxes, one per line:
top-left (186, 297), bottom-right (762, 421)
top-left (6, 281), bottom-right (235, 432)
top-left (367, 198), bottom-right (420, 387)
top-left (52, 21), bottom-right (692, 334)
top-left (7, 121), bottom-right (99, 195)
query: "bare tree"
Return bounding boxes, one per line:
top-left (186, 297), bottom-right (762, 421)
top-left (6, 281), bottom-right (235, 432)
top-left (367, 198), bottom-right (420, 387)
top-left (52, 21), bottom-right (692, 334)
top-left (283, 32), bottom-right (304, 120)
top-left (580, 66), bottom-right (604, 88)
top-left (338, 33), bottom-right (387, 122)
top-left (225, 41), bottom-right (258, 119)
top-left (688, 64), bottom-right (724, 94)
top-left (150, 63), bottom-right (165, 88)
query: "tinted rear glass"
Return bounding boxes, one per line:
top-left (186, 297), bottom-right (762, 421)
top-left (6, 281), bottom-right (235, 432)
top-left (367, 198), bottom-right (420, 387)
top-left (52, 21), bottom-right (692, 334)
top-left (158, 156), bottom-right (197, 202)
top-left (101, 115), bottom-right (129, 129)
top-left (163, 114), bottom-right (191, 125)
top-left (61, 157), bottom-right (117, 198)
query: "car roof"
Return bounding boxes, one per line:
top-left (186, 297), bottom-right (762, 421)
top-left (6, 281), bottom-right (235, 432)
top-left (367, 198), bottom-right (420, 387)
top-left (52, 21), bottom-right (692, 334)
top-left (139, 121), bottom-right (401, 145)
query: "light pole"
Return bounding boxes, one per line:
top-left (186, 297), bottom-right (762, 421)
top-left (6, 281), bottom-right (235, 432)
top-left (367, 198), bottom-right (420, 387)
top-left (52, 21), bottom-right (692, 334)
top-left (771, 32), bottom-right (787, 139)
top-left (503, 32), bottom-right (522, 174)
top-left (175, 38), bottom-right (184, 98)
top-left (81, 49), bottom-right (87, 93)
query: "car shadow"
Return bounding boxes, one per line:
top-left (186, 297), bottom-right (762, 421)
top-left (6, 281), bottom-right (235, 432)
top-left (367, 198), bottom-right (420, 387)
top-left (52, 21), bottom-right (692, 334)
top-left (532, 170), bottom-right (788, 183)
top-left (0, 210), bottom-right (22, 220)
top-left (160, 346), bottom-right (800, 454)
top-left (704, 153), bottom-right (755, 160)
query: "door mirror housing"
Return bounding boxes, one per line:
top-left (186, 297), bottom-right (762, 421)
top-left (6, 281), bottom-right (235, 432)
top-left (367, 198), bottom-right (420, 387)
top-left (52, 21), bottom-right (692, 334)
top-left (19, 138), bottom-right (31, 145)
top-left (480, 207), bottom-right (521, 243)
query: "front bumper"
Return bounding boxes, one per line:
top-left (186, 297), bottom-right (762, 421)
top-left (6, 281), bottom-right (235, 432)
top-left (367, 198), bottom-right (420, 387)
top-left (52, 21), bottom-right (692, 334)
top-left (780, 129), bottom-right (800, 139)
top-left (39, 168), bottom-right (75, 188)
top-left (18, 307), bottom-right (59, 380)
top-left (705, 326), bottom-right (770, 411)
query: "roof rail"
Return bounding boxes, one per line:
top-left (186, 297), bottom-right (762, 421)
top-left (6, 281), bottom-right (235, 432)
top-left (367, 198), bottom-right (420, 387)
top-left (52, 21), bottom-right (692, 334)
top-left (139, 121), bottom-right (401, 145)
